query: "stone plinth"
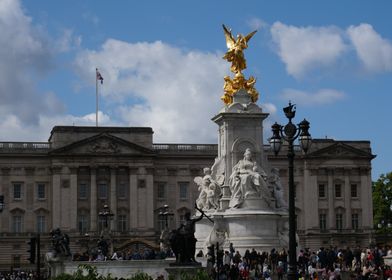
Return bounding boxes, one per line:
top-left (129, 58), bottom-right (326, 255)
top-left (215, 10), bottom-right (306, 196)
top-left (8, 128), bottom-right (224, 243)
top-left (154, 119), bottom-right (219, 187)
top-left (195, 209), bottom-right (288, 255)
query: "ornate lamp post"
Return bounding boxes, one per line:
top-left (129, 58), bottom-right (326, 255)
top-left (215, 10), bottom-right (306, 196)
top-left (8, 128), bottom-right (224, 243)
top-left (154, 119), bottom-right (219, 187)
top-left (158, 205), bottom-right (174, 229)
top-left (98, 204), bottom-right (114, 230)
top-left (270, 102), bottom-right (312, 280)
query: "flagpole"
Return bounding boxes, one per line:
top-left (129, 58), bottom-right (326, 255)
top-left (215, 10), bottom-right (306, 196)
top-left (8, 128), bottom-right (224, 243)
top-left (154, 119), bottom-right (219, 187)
top-left (96, 68), bottom-right (98, 127)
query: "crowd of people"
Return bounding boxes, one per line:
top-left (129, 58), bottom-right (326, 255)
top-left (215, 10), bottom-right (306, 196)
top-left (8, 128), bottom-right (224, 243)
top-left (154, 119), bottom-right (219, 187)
top-left (203, 244), bottom-right (392, 280)
top-left (72, 247), bottom-right (168, 262)
top-left (0, 271), bottom-right (41, 280)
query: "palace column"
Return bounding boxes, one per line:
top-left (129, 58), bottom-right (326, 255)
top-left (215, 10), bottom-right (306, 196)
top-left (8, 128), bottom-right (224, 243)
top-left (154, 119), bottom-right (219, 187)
top-left (303, 165), bottom-right (318, 230)
top-left (360, 168), bottom-right (373, 228)
top-left (69, 167), bottom-right (78, 231)
top-left (129, 167), bottom-right (138, 229)
top-left (51, 167), bottom-right (62, 229)
top-left (344, 170), bottom-right (351, 229)
top-left (110, 167), bottom-right (117, 231)
top-left (327, 169), bottom-right (334, 230)
top-left (145, 168), bottom-right (154, 229)
top-left (90, 167), bottom-right (97, 231)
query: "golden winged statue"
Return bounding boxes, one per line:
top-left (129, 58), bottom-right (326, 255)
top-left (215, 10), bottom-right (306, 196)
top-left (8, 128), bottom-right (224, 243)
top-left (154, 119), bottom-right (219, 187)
top-left (221, 25), bottom-right (259, 105)
top-left (222, 24), bottom-right (257, 75)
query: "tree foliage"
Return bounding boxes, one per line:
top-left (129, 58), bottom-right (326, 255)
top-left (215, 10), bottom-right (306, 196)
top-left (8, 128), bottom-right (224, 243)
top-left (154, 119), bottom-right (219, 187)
top-left (372, 172), bottom-right (392, 232)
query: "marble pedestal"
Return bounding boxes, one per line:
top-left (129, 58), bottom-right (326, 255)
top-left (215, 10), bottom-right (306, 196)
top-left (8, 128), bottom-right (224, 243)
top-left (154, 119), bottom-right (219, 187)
top-left (195, 208), bottom-right (288, 255)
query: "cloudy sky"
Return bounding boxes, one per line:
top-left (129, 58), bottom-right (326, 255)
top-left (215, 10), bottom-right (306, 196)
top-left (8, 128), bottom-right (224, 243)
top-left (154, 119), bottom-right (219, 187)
top-left (0, 0), bottom-right (391, 179)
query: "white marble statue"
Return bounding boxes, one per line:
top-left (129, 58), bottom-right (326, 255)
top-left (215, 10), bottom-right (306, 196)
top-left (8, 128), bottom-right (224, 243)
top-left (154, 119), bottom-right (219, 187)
top-left (228, 148), bottom-right (272, 208)
top-left (269, 168), bottom-right (288, 209)
top-left (195, 167), bottom-right (222, 210)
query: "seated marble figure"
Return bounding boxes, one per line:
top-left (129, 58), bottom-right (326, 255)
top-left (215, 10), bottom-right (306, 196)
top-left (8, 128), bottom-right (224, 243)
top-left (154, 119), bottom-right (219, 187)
top-left (228, 148), bottom-right (272, 208)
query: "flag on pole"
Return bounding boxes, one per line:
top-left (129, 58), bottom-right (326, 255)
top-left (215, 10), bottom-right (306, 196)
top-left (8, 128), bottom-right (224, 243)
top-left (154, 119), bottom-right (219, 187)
top-left (96, 68), bottom-right (104, 84)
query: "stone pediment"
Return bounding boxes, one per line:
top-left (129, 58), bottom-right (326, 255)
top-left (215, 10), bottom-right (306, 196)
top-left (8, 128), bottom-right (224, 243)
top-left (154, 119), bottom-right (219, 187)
top-left (307, 142), bottom-right (375, 159)
top-left (49, 133), bottom-right (154, 156)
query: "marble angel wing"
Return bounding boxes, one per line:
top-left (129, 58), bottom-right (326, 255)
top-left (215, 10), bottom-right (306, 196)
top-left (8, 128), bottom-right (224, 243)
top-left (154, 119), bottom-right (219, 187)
top-left (222, 24), bottom-right (236, 50)
top-left (211, 157), bottom-right (225, 186)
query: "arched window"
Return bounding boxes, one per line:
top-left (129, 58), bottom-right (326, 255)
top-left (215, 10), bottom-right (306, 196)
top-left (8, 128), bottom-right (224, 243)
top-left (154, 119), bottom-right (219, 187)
top-left (34, 208), bottom-right (49, 233)
top-left (10, 208), bottom-right (25, 233)
top-left (77, 208), bottom-right (90, 234)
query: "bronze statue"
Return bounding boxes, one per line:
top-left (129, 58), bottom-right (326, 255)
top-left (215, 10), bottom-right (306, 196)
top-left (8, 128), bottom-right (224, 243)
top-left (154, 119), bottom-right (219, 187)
top-left (221, 25), bottom-right (260, 105)
top-left (222, 24), bottom-right (257, 75)
top-left (169, 205), bottom-right (210, 264)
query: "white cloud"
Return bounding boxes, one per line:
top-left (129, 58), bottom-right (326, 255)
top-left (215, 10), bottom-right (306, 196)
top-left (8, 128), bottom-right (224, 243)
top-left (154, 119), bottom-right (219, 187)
top-left (74, 39), bottom-right (229, 143)
top-left (247, 18), bottom-right (268, 31)
top-left (55, 29), bottom-right (82, 52)
top-left (0, 0), bottom-right (64, 127)
top-left (280, 88), bottom-right (345, 106)
top-left (261, 103), bottom-right (277, 115)
top-left (270, 22), bottom-right (347, 78)
top-left (347, 23), bottom-right (392, 72)
top-left (0, 111), bottom-right (116, 142)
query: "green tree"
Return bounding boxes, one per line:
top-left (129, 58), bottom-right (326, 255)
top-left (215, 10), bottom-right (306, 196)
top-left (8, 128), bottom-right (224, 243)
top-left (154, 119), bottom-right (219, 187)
top-left (373, 172), bottom-right (392, 233)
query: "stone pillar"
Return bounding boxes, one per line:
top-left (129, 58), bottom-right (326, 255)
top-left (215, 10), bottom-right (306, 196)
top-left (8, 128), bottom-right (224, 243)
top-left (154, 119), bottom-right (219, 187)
top-left (69, 167), bottom-right (78, 231)
top-left (145, 169), bottom-right (154, 229)
top-left (25, 167), bottom-right (35, 232)
top-left (327, 169), bottom-right (334, 229)
top-left (360, 168), bottom-right (372, 228)
top-left (110, 167), bottom-right (117, 231)
top-left (211, 96), bottom-right (269, 211)
top-left (90, 168), bottom-right (97, 232)
top-left (303, 165), bottom-right (318, 230)
top-left (52, 167), bottom-right (62, 229)
top-left (129, 167), bottom-right (138, 229)
top-left (344, 171), bottom-right (351, 229)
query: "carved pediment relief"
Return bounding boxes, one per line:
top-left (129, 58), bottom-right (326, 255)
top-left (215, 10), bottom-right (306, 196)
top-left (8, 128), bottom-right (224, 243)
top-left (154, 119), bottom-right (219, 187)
top-left (50, 133), bottom-right (154, 156)
top-left (89, 138), bottom-right (119, 154)
top-left (307, 142), bottom-right (374, 159)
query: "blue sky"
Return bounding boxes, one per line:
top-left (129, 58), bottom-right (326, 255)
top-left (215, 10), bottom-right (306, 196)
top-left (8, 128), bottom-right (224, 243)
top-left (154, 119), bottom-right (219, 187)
top-left (0, 0), bottom-right (391, 180)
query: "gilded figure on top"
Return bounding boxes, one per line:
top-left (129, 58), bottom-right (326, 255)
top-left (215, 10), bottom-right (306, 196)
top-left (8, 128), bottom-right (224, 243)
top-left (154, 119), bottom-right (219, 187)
top-left (222, 24), bottom-right (257, 75)
top-left (221, 24), bottom-right (260, 105)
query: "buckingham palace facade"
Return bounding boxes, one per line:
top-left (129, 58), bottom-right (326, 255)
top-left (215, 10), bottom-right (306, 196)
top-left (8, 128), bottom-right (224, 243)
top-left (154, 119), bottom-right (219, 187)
top-left (0, 126), bottom-right (375, 268)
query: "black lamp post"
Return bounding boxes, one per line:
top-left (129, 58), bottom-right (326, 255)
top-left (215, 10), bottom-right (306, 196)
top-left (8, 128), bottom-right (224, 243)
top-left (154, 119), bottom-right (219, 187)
top-left (0, 195), bottom-right (4, 213)
top-left (270, 102), bottom-right (312, 280)
top-left (98, 204), bottom-right (114, 230)
top-left (158, 205), bottom-right (174, 229)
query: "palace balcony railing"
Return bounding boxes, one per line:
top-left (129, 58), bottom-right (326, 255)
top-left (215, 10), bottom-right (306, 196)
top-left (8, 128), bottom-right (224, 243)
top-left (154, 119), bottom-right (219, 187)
top-left (0, 142), bottom-right (51, 153)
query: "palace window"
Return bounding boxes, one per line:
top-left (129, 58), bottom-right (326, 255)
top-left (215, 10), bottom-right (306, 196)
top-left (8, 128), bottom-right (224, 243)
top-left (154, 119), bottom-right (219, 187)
top-left (158, 214), bottom-right (166, 231)
top-left (336, 213), bottom-right (343, 231)
top-left (335, 184), bottom-right (342, 198)
top-left (13, 183), bottom-right (22, 200)
top-left (318, 184), bottom-right (326, 198)
top-left (12, 215), bottom-right (23, 233)
top-left (117, 215), bottom-right (127, 233)
top-left (36, 215), bottom-right (46, 233)
top-left (118, 182), bottom-right (127, 199)
top-left (37, 183), bottom-right (46, 199)
top-left (351, 184), bottom-right (358, 198)
top-left (78, 183), bottom-right (88, 199)
top-left (352, 213), bottom-right (359, 230)
top-left (78, 214), bottom-right (89, 234)
top-left (98, 183), bottom-right (108, 199)
top-left (157, 182), bottom-right (166, 199)
top-left (319, 213), bottom-right (327, 231)
top-left (179, 182), bottom-right (189, 200)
